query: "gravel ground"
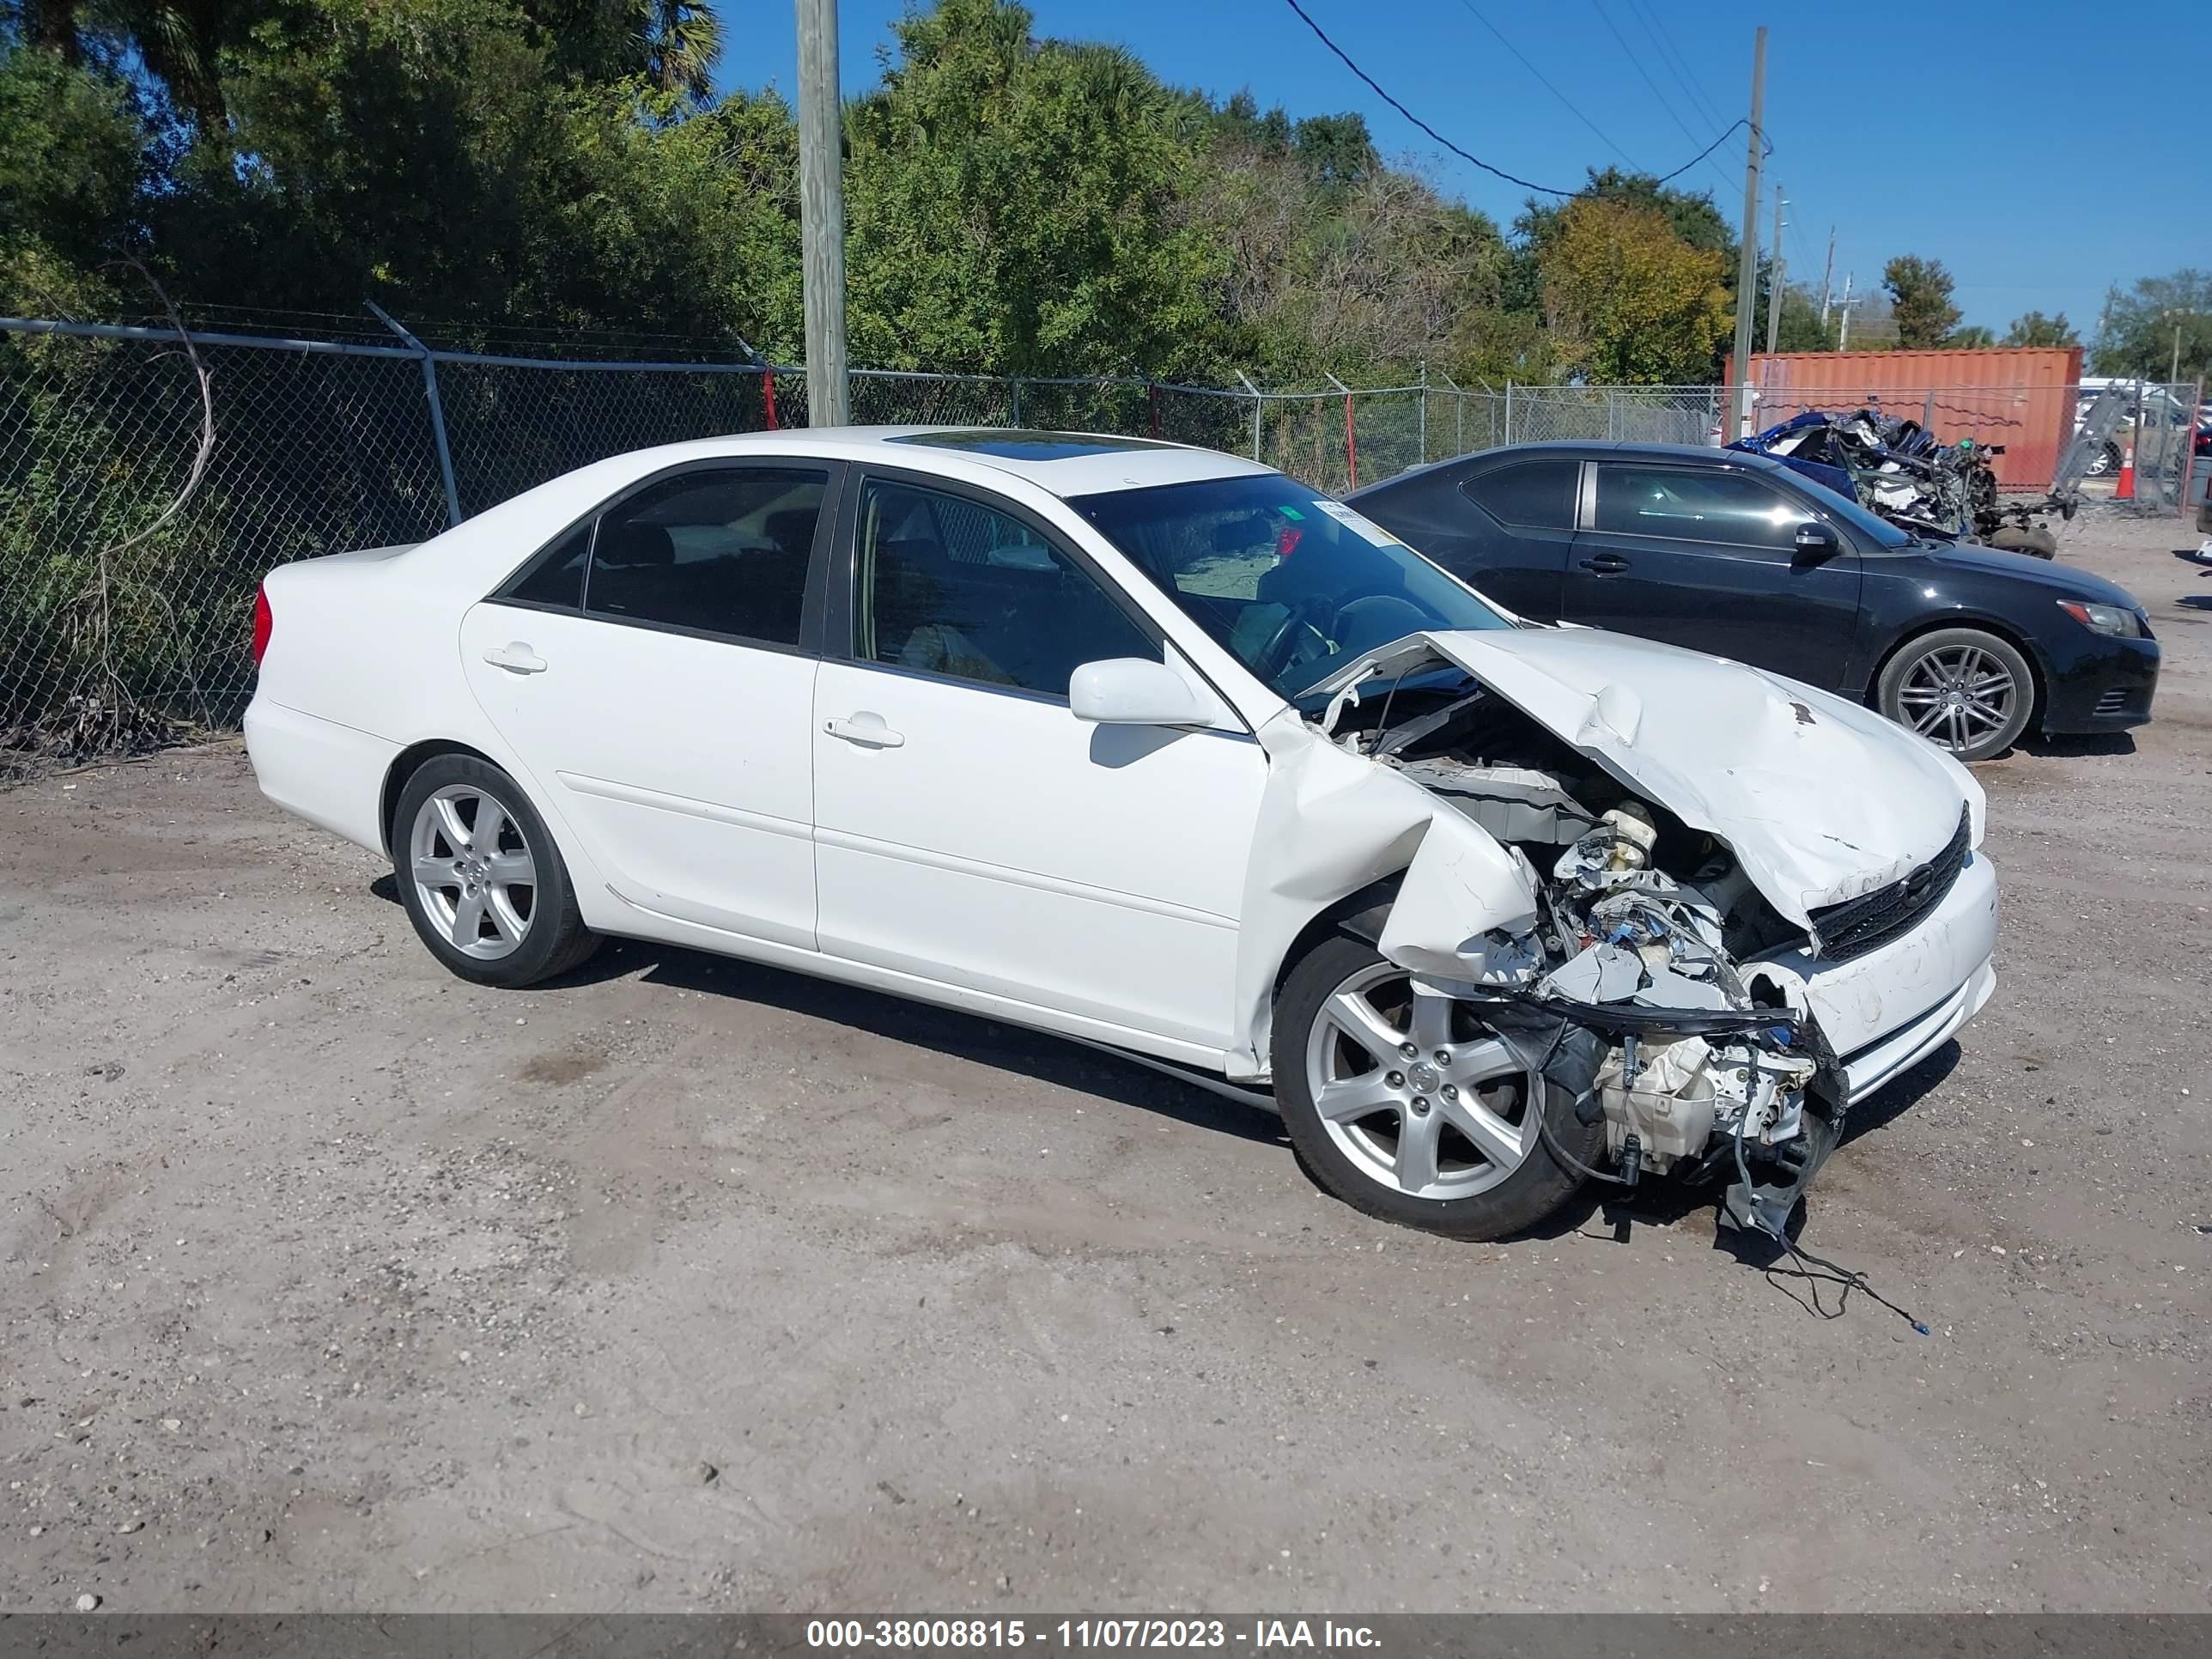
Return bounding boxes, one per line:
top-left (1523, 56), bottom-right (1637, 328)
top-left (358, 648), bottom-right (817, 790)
top-left (3, 507), bottom-right (2208, 1614)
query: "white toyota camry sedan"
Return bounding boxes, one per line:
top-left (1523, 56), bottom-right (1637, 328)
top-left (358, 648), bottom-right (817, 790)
top-left (246, 427), bottom-right (1998, 1240)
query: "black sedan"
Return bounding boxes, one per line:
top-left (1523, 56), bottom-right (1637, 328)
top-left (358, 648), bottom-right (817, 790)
top-left (1350, 441), bottom-right (2160, 763)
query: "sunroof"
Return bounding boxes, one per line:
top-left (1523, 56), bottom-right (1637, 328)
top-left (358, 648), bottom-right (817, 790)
top-left (885, 430), bottom-right (1177, 460)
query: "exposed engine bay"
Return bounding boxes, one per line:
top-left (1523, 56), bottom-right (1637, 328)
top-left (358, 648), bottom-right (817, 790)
top-left (1331, 675), bottom-right (1849, 1233)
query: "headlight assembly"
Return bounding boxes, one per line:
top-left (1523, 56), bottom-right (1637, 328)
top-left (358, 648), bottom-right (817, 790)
top-left (2057, 600), bottom-right (2144, 638)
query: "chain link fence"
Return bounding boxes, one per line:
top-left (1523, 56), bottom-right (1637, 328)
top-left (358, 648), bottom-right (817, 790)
top-left (1491, 384), bottom-right (1723, 449)
top-left (9, 309), bottom-right (2191, 777)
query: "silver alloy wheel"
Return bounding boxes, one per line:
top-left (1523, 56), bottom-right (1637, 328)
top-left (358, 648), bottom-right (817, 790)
top-left (1304, 960), bottom-right (1540, 1200)
top-left (409, 783), bottom-right (538, 960)
top-left (1896, 643), bottom-right (2021, 753)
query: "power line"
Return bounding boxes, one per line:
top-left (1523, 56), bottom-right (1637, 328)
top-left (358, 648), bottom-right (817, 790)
top-left (1453, 0), bottom-right (1638, 172)
top-left (1281, 0), bottom-right (1754, 198)
top-left (1624, 0), bottom-right (1734, 139)
top-left (1589, 0), bottom-right (1735, 196)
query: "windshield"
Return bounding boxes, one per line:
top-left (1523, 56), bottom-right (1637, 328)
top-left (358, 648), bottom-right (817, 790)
top-left (1070, 473), bottom-right (1514, 697)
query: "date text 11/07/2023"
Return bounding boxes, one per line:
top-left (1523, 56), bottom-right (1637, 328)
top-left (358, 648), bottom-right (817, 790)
top-left (805, 1620), bottom-right (1383, 1651)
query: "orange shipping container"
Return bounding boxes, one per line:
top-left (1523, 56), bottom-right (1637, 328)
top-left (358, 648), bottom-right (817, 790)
top-left (1742, 346), bottom-right (2083, 490)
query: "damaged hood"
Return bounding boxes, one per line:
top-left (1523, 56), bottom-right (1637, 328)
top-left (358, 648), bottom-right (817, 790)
top-left (1316, 628), bottom-right (1979, 927)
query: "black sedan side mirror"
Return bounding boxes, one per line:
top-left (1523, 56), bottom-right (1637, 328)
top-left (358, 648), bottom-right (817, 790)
top-left (1793, 521), bottom-right (1840, 562)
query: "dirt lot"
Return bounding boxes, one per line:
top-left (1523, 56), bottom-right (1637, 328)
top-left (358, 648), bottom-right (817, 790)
top-left (3, 509), bottom-right (2208, 1614)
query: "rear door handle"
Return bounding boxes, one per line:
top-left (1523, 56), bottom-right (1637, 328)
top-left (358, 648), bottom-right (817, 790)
top-left (824, 712), bottom-right (905, 749)
top-left (483, 642), bottom-right (547, 674)
top-left (1578, 554), bottom-right (1631, 574)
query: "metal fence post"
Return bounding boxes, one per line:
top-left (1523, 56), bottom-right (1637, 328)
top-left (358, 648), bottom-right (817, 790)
top-left (1435, 368), bottom-right (1463, 456)
top-left (1010, 375), bottom-right (1023, 428)
top-left (1607, 388), bottom-right (1619, 441)
top-left (1236, 372), bottom-right (1262, 461)
top-left (1325, 373), bottom-right (1356, 489)
top-left (1504, 380), bottom-right (1513, 447)
top-left (1417, 361), bottom-right (1429, 464)
top-left (2190, 377), bottom-right (2205, 520)
top-left (366, 301), bottom-right (461, 527)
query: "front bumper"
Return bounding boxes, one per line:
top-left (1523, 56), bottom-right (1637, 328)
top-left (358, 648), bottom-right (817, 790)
top-left (2039, 634), bottom-right (2160, 734)
top-left (1754, 848), bottom-right (2000, 1105)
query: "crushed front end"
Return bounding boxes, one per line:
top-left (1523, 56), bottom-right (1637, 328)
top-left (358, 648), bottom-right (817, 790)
top-left (1309, 636), bottom-right (1988, 1237)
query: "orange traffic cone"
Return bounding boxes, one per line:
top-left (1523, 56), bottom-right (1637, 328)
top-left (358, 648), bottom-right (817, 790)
top-left (2115, 439), bottom-right (2136, 500)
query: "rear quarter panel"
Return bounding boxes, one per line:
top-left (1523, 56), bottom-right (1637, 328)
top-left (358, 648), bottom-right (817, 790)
top-left (246, 465), bottom-right (654, 904)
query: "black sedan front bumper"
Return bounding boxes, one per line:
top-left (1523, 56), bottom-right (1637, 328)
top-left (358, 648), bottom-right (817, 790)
top-left (2039, 633), bottom-right (2160, 733)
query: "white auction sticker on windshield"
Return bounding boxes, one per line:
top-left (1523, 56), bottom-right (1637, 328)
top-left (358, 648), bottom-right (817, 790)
top-left (1311, 499), bottom-right (1401, 547)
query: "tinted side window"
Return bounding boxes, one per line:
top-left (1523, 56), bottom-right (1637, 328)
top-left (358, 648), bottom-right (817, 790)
top-left (855, 478), bottom-right (1155, 696)
top-left (584, 467), bottom-right (827, 644)
top-left (508, 522), bottom-right (591, 608)
top-left (1594, 465), bottom-right (1812, 550)
top-left (1460, 460), bottom-right (1580, 530)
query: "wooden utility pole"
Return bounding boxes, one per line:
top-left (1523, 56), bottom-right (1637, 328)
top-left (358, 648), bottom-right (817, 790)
top-left (1837, 273), bottom-right (1853, 350)
top-left (1819, 226), bottom-right (1836, 325)
top-left (796, 0), bottom-right (848, 426)
top-left (1729, 27), bottom-right (1767, 437)
top-left (1762, 182), bottom-right (1787, 355)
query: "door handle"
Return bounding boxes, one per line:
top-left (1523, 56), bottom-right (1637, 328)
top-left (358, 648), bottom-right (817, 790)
top-left (483, 642), bottom-right (547, 674)
top-left (824, 712), bottom-right (905, 749)
top-left (1577, 554), bottom-right (1631, 574)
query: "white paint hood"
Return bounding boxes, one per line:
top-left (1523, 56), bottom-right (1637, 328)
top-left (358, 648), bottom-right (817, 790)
top-left (1315, 627), bottom-right (1983, 927)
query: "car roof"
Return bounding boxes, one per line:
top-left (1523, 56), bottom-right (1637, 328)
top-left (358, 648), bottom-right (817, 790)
top-left (1350, 440), bottom-right (1799, 496)
top-left (597, 424), bottom-right (1273, 500)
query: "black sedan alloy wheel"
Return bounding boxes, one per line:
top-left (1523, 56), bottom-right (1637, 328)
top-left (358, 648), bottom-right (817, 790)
top-left (1875, 628), bottom-right (2034, 763)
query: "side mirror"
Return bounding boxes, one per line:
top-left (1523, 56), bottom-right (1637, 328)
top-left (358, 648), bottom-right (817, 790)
top-left (1793, 521), bottom-right (1840, 561)
top-left (1070, 659), bottom-right (1218, 728)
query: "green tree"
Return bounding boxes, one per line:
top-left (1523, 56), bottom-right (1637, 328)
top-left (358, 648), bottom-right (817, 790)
top-left (1511, 169), bottom-right (1735, 374)
top-left (0, 42), bottom-right (152, 312)
top-left (1538, 196), bottom-right (1729, 383)
top-left (1177, 84), bottom-right (1504, 382)
top-left (143, 0), bottom-right (793, 347)
top-left (2091, 270), bottom-right (2212, 380)
top-left (1771, 285), bottom-right (1836, 353)
top-left (2004, 309), bottom-right (2077, 348)
top-left (1946, 325), bottom-right (1996, 349)
top-left (1882, 255), bottom-right (1961, 349)
top-left (842, 0), bottom-right (1224, 377)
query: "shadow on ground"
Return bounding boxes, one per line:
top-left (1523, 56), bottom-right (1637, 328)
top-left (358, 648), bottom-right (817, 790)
top-left (370, 872), bottom-right (1284, 1148)
top-left (367, 873), bottom-right (1963, 1231)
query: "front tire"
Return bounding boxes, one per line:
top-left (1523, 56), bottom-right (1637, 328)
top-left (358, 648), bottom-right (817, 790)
top-left (1272, 934), bottom-right (1599, 1239)
top-left (1875, 628), bottom-right (2035, 763)
top-left (393, 754), bottom-right (599, 988)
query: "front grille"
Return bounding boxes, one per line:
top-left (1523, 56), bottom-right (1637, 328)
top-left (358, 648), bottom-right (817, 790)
top-left (1808, 805), bottom-right (1972, 963)
top-left (2094, 687), bottom-right (2132, 718)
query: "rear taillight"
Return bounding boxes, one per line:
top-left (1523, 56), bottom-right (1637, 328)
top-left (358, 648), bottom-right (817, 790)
top-left (252, 585), bottom-right (273, 667)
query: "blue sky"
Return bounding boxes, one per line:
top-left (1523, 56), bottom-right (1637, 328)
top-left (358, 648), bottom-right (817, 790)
top-left (726, 0), bottom-right (2211, 340)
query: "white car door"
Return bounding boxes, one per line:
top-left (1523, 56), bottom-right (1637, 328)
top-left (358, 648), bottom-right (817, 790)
top-left (460, 460), bottom-right (836, 948)
top-left (811, 470), bottom-right (1267, 1054)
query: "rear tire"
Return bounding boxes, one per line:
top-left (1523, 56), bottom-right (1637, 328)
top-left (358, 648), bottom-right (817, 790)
top-left (1272, 933), bottom-right (1598, 1240)
top-left (393, 754), bottom-right (599, 988)
top-left (1875, 628), bottom-right (2035, 763)
top-left (1984, 524), bottom-right (2057, 558)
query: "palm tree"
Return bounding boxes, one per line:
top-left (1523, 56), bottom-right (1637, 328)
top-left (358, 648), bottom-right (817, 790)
top-left (636, 0), bottom-right (720, 101)
top-left (84, 0), bottom-right (229, 130)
